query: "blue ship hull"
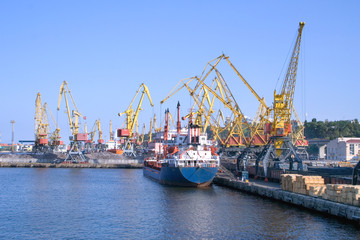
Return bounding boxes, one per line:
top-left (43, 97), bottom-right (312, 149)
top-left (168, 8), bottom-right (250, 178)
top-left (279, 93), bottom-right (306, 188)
top-left (143, 165), bottom-right (219, 187)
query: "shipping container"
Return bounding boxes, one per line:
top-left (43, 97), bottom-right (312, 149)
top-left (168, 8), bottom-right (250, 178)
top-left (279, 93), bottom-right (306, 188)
top-left (39, 139), bottom-right (48, 145)
top-left (117, 129), bottom-right (130, 137)
top-left (250, 134), bottom-right (269, 146)
top-left (76, 133), bottom-right (88, 141)
top-left (264, 123), bottom-right (272, 134)
top-left (225, 136), bottom-right (244, 146)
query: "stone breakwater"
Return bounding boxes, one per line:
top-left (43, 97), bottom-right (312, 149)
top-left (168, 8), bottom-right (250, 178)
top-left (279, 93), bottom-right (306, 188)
top-left (213, 175), bottom-right (360, 224)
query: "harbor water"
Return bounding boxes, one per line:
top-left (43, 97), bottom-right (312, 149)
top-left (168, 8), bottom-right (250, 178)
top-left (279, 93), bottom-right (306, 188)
top-left (0, 168), bottom-right (359, 239)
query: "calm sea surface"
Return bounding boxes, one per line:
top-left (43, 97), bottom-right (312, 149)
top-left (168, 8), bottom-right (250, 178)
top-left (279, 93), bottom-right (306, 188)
top-left (0, 168), bottom-right (359, 239)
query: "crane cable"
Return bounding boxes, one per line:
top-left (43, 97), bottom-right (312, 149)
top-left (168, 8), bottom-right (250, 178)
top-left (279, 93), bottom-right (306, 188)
top-left (275, 30), bottom-right (298, 91)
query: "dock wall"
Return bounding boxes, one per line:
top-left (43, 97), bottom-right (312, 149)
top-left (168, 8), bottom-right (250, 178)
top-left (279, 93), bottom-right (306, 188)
top-left (0, 161), bottom-right (142, 168)
top-left (213, 175), bottom-right (360, 224)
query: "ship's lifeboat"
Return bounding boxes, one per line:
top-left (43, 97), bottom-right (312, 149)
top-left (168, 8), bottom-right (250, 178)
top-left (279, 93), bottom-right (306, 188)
top-left (167, 146), bottom-right (179, 154)
top-left (210, 146), bottom-right (218, 155)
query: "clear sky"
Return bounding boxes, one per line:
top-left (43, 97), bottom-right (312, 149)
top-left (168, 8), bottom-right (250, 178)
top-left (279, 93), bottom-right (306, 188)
top-left (0, 0), bottom-right (359, 144)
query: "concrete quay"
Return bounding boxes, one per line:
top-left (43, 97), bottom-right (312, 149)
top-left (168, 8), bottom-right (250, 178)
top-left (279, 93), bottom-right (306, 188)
top-left (213, 174), bottom-right (360, 224)
top-left (0, 152), bottom-right (143, 168)
top-left (0, 162), bottom-right (142, 169)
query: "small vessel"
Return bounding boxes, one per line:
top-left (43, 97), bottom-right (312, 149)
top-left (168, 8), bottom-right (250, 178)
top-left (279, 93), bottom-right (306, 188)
top-left (143, 104), bottom-right (220, 187)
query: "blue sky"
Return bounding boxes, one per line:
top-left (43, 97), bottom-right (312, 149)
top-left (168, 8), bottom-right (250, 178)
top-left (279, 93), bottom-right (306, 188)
top-left (0, 0), bottom-right (359, 143)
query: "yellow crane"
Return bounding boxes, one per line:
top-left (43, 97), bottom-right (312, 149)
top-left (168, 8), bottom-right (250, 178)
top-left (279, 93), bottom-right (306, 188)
top-left (118, 83), bottom-right (154, 156)
top-left (148, 117), bottom-right (153, 142)
top-left (44, 102), bottom-right (62, 146)
top-left (118, 83), bottom-right (154, 138)
top-left (160, 72), bottom-right (252, 150)
top-left (109, 120), bottom-right (114, 141)
top-left (88, 119), bottom-right (103, 144)
top-left (192, 73), bottom-right (253, 148)
top-left (35, 93), bottom-right (49, 149)
top-left (161, 77), bottom-right (216, 134)
top-left (251, 22), bottom-right (305, 179)
top-left (139, 123), bottom-right (146, 145)
top-left (97, 119), bottom-right (103, 144)
top-left (272, 22), bottom-right (305, 138)
top-left (57, 81), bottom-right (86, 140)
top-left (57, 81), bottom-right (87, 161)
top-left (153, 114), bottom-right (161, 133)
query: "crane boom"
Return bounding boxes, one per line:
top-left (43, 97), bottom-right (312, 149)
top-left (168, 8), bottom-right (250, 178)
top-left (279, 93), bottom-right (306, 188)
top-left (281, 22), bottom-right (305, 107)
top-left (272, 22), bottom-right (305, 137)
top-left (225, 56), bottom-right (268, 109)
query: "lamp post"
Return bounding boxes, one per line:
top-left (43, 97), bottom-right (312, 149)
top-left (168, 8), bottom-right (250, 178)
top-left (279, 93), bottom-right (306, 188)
top-left (10, 120), bottom-right (15, 153)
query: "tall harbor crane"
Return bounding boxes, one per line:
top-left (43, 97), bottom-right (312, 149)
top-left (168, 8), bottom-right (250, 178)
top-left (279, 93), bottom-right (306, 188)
top-left (148, 117), bottom-right (153, 142)
top-left (161, 74), bottom-right (248, 151)
top-left (162, 67), bottom-right (256, 152)
top-left (44, 102), bottom-right (62, 148)
top-left (86, 119), bottom-right (104, 151)
top-left (235, 22), bottom-right (306, 180)
top-left (253, 22), bottom-right (305, 180)
top-left (118, 83), bottom-right (154, 156)
top-left (57, 81), bottom-right (87, 162)
top-left (34, 92), bottom-right (49, 151)
top-left (109, 120), bottom-right (114, 141)
top-left (159, 23), bottom-right (308, 180)
top-left (139, 123), bottom-right (146, 145)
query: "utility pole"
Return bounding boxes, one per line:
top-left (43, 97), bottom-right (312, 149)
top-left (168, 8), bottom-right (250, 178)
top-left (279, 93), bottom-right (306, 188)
top-left (10, 120), bottom-right (15, 153)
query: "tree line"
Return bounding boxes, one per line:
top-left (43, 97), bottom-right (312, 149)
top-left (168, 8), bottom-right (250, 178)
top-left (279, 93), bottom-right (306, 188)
top-left (304, 118), bottom-right (360, 140)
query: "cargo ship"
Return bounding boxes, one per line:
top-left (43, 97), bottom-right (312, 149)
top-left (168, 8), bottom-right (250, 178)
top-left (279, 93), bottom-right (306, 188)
top-left (143, 105), bottom-right (220, 187)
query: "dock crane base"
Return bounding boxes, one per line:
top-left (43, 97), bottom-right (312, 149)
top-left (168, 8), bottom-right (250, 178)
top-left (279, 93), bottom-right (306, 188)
top-left (352, 161), bottom-right (360, 185)
top-left (236, 146), bottom-right (263, 173)
top-left (237, 137), bottom-right (304, 179)
top-left (122, 139), bottom-right (137, 157)
top-left (255, 136), bottom-right (303, 178)
top-left (64, 142), bottom-right (87, 163)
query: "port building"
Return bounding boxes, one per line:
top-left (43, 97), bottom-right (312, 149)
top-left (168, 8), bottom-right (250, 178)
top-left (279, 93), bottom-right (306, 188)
top-left (326, 137), bottom-right (360, 161)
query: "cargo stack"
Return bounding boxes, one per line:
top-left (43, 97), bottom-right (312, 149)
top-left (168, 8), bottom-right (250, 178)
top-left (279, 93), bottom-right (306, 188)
top-left (323, 185), bottom-right (360, 206)
top-left (308, 185), bottom-right (326, 197)
top-left (323, 184), bottom-right (344, 202)
top-left (293, 175), bottom-right (325, 195)
top-left (280, 174), bottom-right (301, 192)
top-left (281, 174), bottom-right (325, 195)
top-left (341, 186), bottom-right (360, 206)
top-left (281, 174), bottom-right (360, 207)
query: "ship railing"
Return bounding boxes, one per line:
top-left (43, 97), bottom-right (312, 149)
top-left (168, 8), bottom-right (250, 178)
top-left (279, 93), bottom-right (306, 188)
top-left (175, 160), bottom-right (218, 168)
